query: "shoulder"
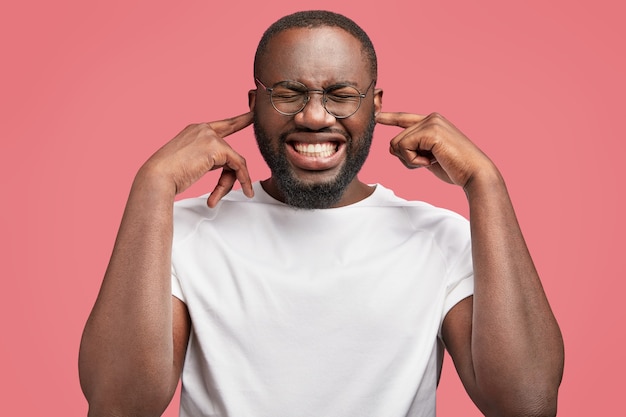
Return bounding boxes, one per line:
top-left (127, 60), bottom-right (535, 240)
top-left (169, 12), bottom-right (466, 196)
top-left (172, 182), bottom-right (283, 243)
top-left (368, 185), bottom-right (472, 266)
top-left (371, 184), bottom-right (469, 231)
top-left (172, 187), bottom-right (252, 242)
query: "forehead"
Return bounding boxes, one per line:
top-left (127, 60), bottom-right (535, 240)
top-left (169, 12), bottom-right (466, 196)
top-left (258, 27), bottom-right (370, 85)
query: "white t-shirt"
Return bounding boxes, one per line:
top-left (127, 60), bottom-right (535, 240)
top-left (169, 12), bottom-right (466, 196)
top-left (171, 182), bottom-right (473, 417)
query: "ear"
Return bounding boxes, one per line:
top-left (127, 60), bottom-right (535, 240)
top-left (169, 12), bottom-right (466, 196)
top-left (373, 88), bottom-right (383, 116)
top-left (248, 89), bottom-right (257, 112)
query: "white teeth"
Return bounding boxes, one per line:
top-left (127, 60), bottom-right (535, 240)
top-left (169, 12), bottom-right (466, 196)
top-left (294, 142), bottom-right (336, 157)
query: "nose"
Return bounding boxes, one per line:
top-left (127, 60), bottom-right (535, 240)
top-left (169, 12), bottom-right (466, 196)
top-left (294, 91), bottom-right (335, 130)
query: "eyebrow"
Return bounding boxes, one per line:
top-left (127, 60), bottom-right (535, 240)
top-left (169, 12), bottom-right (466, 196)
top-left (279, 79), bottom-right (362, 90)
top-left (279, 80), bottom-right (309, 90)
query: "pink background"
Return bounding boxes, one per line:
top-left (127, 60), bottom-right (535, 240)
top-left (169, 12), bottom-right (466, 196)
top-left (2, 0), bottom-right (624, 415)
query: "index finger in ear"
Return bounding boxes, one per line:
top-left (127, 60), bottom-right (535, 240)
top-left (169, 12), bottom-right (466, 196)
top-left (210, 112), bottom-right (254, 138)
top-left (376, 112), bottom-right (427, 129)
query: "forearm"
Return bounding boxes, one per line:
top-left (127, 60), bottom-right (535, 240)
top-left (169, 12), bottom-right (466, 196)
top-left (465, 167), bottom-right (564, 414)
top-left (79, 169), bottom-right (178, 415)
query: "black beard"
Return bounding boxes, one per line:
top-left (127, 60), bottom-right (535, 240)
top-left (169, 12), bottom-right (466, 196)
top-left (253, 113), bottom-right (376, 209)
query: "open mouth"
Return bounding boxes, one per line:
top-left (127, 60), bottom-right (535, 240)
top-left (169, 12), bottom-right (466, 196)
top-left (292, 142), bottom-right (339, 158)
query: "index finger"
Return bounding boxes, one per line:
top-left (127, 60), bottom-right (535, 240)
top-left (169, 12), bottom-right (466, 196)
top-left (376, 112), bottom-right (427, 129)
top-left (209, 112), bottom-right (254, 138)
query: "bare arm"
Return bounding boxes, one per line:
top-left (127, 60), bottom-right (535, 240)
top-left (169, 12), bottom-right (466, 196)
top-left (79, 113), bottom-right (254, 416)
top-left (378, 112), bottom-right (564, 416)
top-left (443, 169), bottom-right (564, 416)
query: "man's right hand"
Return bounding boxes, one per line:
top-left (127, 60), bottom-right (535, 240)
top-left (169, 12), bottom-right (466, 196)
top-left (137, 111), bottom-right (255, 207)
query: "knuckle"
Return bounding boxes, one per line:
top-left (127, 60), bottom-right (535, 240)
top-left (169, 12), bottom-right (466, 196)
top-left (207, 151), bottom-right (220, 167)
top-left (428, 112), bottom-right (444, 121)
top-left (179, 123), bottom-right (199, 136)
top-left (236, 154), bottom-right (248, 167)
top-left (198, 122), bottom-right (214, 134)
top-left (187, 122), bottom-right (207, 131)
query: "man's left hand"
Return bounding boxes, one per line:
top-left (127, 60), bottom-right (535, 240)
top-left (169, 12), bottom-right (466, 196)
top-left (376, 112), bottom-right (497, 189)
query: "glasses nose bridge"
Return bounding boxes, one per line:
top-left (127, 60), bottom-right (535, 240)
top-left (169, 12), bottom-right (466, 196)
top-left (304, 88), bottom-right (326, 101)
top-left (302, 88), bottom-right (328, 111)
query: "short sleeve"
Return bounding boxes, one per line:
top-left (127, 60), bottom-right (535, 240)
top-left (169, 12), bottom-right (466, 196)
top-left (443, 273), bottom-right (473, 316)
top-left (171, 264), bottom-right (186, 303)
top-left (439, 238), bottom-right (474, 336)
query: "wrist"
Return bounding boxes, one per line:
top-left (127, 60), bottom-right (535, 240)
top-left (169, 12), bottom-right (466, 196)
top-left (133, 163), bottom-right (178, 201)
top-left (463, 163), bottom-right (506, 198)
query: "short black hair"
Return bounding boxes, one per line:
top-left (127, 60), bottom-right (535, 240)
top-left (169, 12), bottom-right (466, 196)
top-left (254, 10), bottom-right (377, 80)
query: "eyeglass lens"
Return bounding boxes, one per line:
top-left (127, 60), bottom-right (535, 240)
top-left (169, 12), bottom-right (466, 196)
top-left (270, 81), bottom-right (363, 118)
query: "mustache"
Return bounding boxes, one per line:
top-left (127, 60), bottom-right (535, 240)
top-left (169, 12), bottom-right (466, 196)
top-left (278, 127), bottom-right (351, 144)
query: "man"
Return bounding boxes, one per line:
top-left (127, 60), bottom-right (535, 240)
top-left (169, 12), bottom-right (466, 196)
top-left (79, 10), bottom-right (564, 417)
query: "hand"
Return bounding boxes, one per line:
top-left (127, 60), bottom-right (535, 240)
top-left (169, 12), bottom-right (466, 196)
top-left (138, 112), bottom-right (254, 207)
top-left (376, 112), bottom-right (497, 189)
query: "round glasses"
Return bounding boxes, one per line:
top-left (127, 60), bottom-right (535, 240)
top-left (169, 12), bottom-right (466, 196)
top-left (255, 78), bottom-right (375, 119)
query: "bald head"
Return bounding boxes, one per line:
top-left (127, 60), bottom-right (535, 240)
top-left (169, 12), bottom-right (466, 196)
top-left (253, 10), bottom-right (377, 81)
